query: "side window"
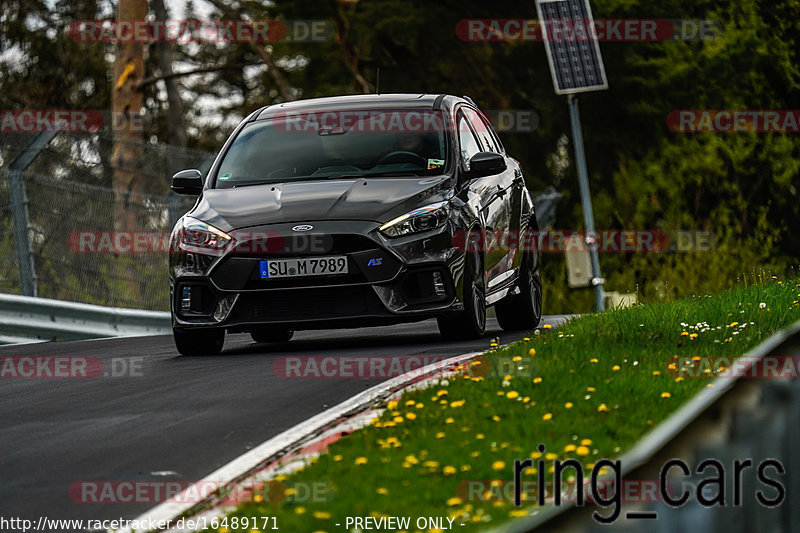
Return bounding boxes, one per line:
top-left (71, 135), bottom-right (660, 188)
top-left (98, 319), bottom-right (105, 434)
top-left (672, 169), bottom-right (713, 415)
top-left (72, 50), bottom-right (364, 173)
top-left (458, 114), bottom-right (482, 170)
top-left (463, 107), bottom-right (501, 154)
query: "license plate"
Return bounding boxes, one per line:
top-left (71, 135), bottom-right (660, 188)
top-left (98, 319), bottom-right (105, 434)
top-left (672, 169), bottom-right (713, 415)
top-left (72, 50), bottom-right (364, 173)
top-left (260, 256), bottom-right (348, 279)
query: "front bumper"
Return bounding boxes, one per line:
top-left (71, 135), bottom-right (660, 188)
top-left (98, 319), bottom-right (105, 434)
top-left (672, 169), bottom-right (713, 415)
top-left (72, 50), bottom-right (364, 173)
top-left (170, 220), bottom-right (465, 331)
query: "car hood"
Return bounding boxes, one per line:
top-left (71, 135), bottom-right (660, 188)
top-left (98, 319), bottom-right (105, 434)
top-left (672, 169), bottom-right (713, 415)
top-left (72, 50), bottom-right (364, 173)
top-left (189, 176), bottom-right (454, 232)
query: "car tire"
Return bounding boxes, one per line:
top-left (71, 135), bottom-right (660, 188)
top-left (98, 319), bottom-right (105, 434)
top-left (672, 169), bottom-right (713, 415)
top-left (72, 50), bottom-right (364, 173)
top-left (173, 328), bottom-right (225, 356)
top-left (250, 328), bottom-right (294, 344)
top-left (438, 237), bottom-right (486, 340)
top-left (495, 249), bottom-right (542, 331)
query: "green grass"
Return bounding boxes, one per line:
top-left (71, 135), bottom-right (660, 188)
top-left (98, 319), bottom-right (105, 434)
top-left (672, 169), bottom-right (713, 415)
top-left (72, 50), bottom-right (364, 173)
top-left (211, 276), bottom-right (800, 532)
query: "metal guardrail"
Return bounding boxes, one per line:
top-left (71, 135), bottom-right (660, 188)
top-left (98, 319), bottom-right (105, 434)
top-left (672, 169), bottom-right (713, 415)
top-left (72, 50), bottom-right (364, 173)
top-left (0, 293), bottom-right (171, 341)
top-left (494, 320), bottom-right (800, 533)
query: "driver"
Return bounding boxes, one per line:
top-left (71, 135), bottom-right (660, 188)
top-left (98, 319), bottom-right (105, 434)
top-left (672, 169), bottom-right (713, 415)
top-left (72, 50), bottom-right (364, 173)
top-left (396, 132), bottom-right (424, 153)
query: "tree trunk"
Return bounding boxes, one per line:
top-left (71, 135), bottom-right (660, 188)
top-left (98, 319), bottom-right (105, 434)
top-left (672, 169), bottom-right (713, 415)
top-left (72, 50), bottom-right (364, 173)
top-left (151, 0), bottom-right (187, 148)
top-left (111, 0), bottom-right (147, 230)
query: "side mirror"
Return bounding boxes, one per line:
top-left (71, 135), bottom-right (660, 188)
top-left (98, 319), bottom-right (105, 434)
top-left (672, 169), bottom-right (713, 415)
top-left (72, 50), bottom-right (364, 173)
top-left (171, 169), bottom-right (204, 195)
top-left (466, 152), bottom-right (507, 179)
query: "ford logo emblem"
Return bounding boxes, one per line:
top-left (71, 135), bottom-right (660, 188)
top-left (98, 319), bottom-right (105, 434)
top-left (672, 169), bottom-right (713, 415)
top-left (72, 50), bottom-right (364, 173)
top-left (292, 224), bottom-right (314, 232)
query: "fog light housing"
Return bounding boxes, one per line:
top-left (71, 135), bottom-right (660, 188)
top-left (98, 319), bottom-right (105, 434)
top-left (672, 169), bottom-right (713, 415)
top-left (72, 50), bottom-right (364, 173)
top-left (181, 286), bottom-right (192, 311)
top-left (433, 271), bottom-right (446, 296)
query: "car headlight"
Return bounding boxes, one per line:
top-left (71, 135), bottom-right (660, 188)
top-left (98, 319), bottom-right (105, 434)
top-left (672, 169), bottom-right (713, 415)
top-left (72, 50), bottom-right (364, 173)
top-left (173, 217), bottom-right (234, 255)
top-left (379, 202), bottom-right (449, 238)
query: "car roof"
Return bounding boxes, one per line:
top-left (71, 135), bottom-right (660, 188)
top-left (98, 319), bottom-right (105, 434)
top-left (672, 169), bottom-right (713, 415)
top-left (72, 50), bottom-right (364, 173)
top-left (255, 93), bottom-right (464, 120)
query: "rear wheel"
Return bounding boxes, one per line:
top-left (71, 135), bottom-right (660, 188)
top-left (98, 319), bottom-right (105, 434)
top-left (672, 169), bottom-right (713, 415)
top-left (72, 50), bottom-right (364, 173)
top-left (438, 238), bottom-right (486, 340)
top-left (495, 249), bottom-right (542, 331)
top-left (250, 328), bottom-right (294, 344)
top-left (173, 328), bottom-right (225, 356)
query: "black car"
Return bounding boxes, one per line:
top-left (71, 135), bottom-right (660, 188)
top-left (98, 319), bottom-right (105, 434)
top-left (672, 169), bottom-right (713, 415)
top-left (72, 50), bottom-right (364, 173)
top-left (168, 93), bottom-right (542, 355)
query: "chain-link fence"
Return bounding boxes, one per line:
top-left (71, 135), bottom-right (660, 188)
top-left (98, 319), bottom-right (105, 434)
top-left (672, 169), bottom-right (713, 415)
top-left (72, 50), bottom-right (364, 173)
top-left (0, 131), bottom-right (215, 310)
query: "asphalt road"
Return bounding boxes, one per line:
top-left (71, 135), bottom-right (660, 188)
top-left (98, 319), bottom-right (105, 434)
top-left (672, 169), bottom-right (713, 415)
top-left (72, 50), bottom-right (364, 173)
top-left (0, 316), bottom-right (568, 528)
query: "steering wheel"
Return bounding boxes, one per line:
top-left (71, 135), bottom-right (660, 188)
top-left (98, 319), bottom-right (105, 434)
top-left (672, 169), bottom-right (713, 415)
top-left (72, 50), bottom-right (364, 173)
top-left (376, 151), bottom-right (428, 167)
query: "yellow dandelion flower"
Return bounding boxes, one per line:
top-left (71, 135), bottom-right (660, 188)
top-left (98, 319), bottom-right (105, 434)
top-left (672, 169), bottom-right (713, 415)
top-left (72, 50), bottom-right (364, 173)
top-left (597, 404), bottom-right (608, 412)
top-left (492, 460), bottom-right (506, 470)
top-left (543, 324), bottom-right (552, 329)
top-left (492, 415), bottom-right (501, 422)
top-left (507, 391), bottom-right (520, 399)
top-left (387, 400), bottom-right (398, 410)
top-left (689, 333), bottom-right (698, 339)
top-left (545, 452), bottom-right (558, 460)
top-left (355, 457), bottom-right (368, 465)
top-left (564, 444), bottom-right (576, 453)
top-left (533, 377), bottom-right (542, 384)
top-left (313, 511), bottom-right (331, 519)
top-left (661, 392), bottom-right (671, 398)
top-left (509, 509), bottom-right (528, 517)
top-left (476, 433), bottom-right (485, 440)
top-left (681, 331), bottom-right (689, 336)
top-left (652, 371), bottom-right (661, 376)
top-left (580, 439), bottom-right (592, 446)
top-left (405, 412), bottom-right (417, 420)
top-left (445, 417), bottom-right (454, 424)
top-left (447, 497), bottom-right (463, 506)
top-left (415, 402), bottom-right (424, 409)
top-left (576, 446), bottom-right (590, 456)
top-left (612, 365), bottom-right (620, 371)
top-left (513, 356), bottom-right (522, 362)
top-left (294, 506), bottom-right (306, 515)
top-left (376, 487), bottom-right (389, 495)
top-left (436, 432), bottom-right (446, 439)
top-left (587, 387), bottom-right (596, 392)
top-left (443, 465), bottom-right (457, 476)
top-left (590, 358), bottom-right (598, 363)
top-left (565, 402), bottom-right (573, 409)
top-left (529, 348), bottom-right (536, 356)
top-left (542, 413), bottom-right (553, 421)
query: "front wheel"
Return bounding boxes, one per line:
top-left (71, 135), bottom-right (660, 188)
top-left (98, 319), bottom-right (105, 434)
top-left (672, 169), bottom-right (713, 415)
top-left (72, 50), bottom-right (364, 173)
top-left (173, 328), bottom-right (225, 356)
top-left (495, 249), bottom-right (542, 331)
top-left (438, 239), bottom-right (486, 340)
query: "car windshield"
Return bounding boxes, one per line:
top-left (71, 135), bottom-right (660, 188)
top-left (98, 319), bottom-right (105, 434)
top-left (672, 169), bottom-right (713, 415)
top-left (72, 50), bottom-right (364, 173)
top-left (214, 111), bottom-right (449, 188)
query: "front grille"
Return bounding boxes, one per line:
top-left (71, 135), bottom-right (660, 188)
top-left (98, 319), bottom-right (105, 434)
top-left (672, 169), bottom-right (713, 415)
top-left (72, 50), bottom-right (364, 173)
top-left (229, 233), bottom-right (377, 258)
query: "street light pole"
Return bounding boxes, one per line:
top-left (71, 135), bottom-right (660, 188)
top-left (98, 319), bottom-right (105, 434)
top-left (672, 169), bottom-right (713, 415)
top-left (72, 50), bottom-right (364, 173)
top-left (567, 94), bottom-right (605, 311)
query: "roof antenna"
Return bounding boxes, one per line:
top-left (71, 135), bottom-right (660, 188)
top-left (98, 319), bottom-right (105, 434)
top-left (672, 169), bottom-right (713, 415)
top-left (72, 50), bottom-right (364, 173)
top-left (375, 68), bottom-right (380, 94)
